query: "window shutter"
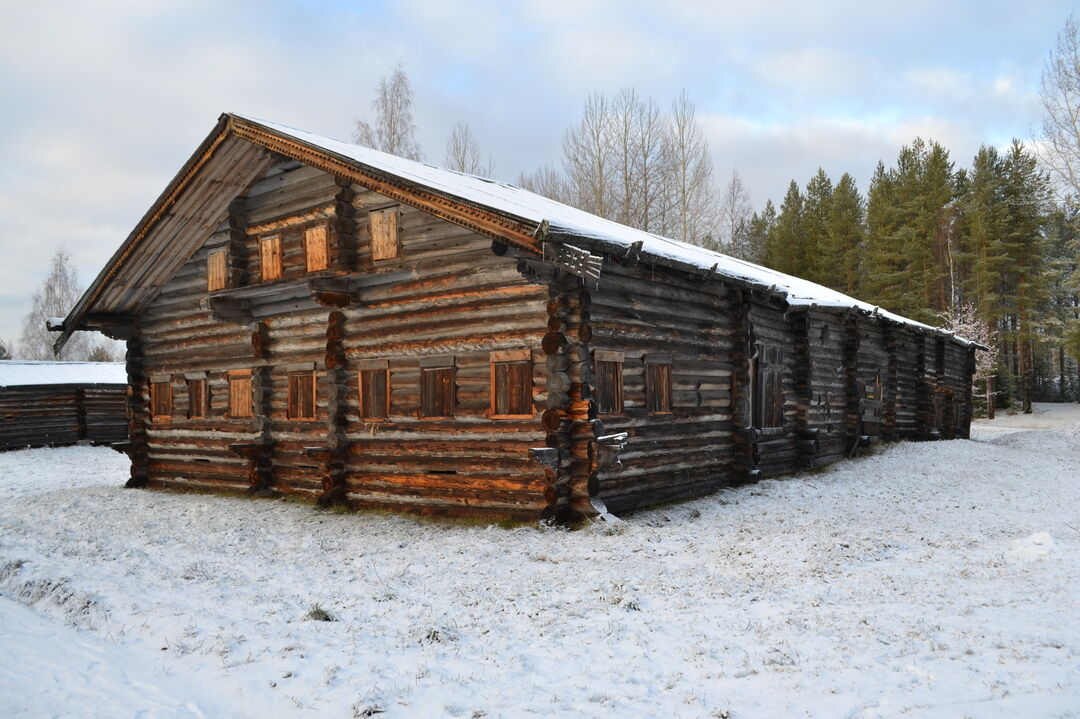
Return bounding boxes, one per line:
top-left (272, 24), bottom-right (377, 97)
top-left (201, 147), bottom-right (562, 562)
top-left (228, 372), bottom-right (253, 418)
top-left (492, 359), bottom-right (532, 416)
top-left (150, 381), bottom-right (172, 421)
top-left (420, 366), bottom-right (454, 417)
top-left (287, 372), bottom-right (316, 420)
top-left (260, 235), bottom-right (282, 281)
top-left (207, 249), bottom-right (227, 291)
top-left (304, 226), bottom-right (329, 272)
top-left (359, 367), bottom-right (389, 420)
top-left (370, 208), bottom-right (399, 261)
top-left (645, 361), bottom-right (672, 413)
top-left (187, 378), bottom-right (207, 418)
top-left (594, 360), bottom-right (624, 414)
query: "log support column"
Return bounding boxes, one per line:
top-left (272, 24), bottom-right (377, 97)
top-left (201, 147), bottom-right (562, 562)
top-left (123, 324), bottom-right (150, 488)
top-left (318, 310), bottom-right (349, 506)
top-left (882, 322), bottom-right (899, 441)
top-left (731, 290), bottom-right (759, 478)
top-left (541, 271), bottom-right (602, 524)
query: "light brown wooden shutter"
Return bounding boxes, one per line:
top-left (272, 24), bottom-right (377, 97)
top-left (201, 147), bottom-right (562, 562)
top-left (304, 226), bottom-right (329, 272)
top-left (207, 249), bottom-right (227, 291)
top-left (228, 372), bottom-right (253, 418)
top-left (260, 235), bottom-right (282, 281)
top-left (359, 367), bottom-right (389, 420)
top-left (370, 208), bottom-right (399, 261)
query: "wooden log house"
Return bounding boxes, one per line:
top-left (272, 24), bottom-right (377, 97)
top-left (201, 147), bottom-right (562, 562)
top-left (52, 114), bottom-right (979, 522)
top-left (0, 361), bottom-right (128, 451)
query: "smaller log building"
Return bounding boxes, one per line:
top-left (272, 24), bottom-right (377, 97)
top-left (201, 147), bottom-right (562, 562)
top-left (53, 114), bottom-right (979, 522)
top-left (0, 361), bottom-right (128, 451)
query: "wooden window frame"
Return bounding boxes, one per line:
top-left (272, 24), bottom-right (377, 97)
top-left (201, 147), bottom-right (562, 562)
top-left (149, 379), bottom-right (172, 423)
top-left (358, 360), bottom-right (390, 422)
top-left (488, 349), bottom-right (533, 419)
top-left (228, 370), bottom-right (254, 419)
top-left (186, 377), bottom-right (208, 419)
top-left (287, 370), bottom-right (317, 421)
top-left (259, 234), bottom-right (282, 281)
top-left (419, 358), bottom-right (455, 419)
top-left (207, 248), bottom-right (228, 291)
top-left (644, 356), bottom-right (673, 415)
top-left (593, 349), bottom-right (624, 415)
top-left (304, 224), bottom-right (330, 273)
top-left (369, 206), bottom-right (400, 262)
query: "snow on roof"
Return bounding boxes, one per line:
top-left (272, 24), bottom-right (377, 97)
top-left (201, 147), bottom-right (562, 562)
top-left (0, 361), bottom-right (127, 388)
top-left (234, 114), bottom-right (973, 346)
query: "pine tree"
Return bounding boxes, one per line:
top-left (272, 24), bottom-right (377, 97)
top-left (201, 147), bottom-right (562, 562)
top-left (998, 140), bottom-right (1051, 412)
top-left (766, 181), bottom-right (805, 276)
top-left (733, 200), bottom-right (775, 264)
top-left (825, 173), bottom-right (865, 294)
top-left (802, 168), bottom-right (833, 285)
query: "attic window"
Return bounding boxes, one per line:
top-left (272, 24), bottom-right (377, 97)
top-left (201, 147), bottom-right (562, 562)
top-left (645, 357), bottom-right (672, 414)
top-left (369, 207), bottom-right (400, 261)
top-left (260, 235), bottom-right (282, 281)
top-left (207, 249), bottom-right (227, 291)
top-left (304, 225), bottom-right (329, 272)
top-left (593, 350), bottom-right (624, 415)
top-left (150, 380), bottom-right (172, 422)
top-left (489, 349), bottom-right (532, 418)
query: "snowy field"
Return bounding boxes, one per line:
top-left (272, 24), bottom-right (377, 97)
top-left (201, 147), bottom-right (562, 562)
top-left (1, 405), bottom-right (1079, 718)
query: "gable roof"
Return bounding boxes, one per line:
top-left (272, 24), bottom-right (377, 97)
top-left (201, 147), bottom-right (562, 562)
top-left (58, 112), bottom-right (978, 351)
top-left (0, 361), bottom-right (127, 388)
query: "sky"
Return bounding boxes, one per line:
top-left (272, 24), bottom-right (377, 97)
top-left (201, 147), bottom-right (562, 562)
top-left (0, 0), bottom-right (1073, 348)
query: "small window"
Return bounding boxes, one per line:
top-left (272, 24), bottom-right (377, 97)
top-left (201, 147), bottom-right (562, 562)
top-left (304, 225), bottom-right (329, 272)
top-left (260, 235), bottom-right (282, 281)
top-left (288, 371), bottom-right (317, 420)
top-left (420, 361), bottom-right (455, 418)
top-left (207, 249), bottom-right (227, 291)
top-left (228, 371), bottom-right (253, 418)
top-left (150, 380), bottom-right (172, 422)
top-left (593, 350), bottom-right (624, 415)
top-left (490, 350), bottom-right (532, 418)
top-left (645, 358), bottom-right (672, 414)
top-left (187, 378), bottom-right (207, 419)
top-left (752, 344), bottom-right (784, 429)
top-left (359, 361), bottom-right (389, 420)
top-left (370, 207), bottom-right (399, 261)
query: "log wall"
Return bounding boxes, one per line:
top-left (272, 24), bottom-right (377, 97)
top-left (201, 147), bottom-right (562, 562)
top-left (0, 384), bottom-right (127, 451)
top-left (135, 157), bottom-right (550, 518)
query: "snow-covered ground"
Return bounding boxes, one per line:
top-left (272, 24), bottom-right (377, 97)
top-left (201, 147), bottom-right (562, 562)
top-left (2, 405), bottom-right (1079, 718)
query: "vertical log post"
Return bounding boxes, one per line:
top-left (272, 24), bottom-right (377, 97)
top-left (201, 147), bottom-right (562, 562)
top-left (75, 387), bottom-right (88, 441)
top-left (790, 308), bottom-right (815, 467)
top-left (248, 322), bottom-right (276, 496)
top-left (541, 271), bottom-right (600, 524)
top-left (227, 197), bottom-right (249, 288)
top-left (843, 313), bottom-right (861, 453)
top-left (333, 179), bottom-right (358, 271)
top-left (124, 324), bottom-right (150, 488)
top-left (319, 310), bottom-right (349, 506)
top-left (914, 342), bottom-right (930, 439)
top-left (731, 289), bottom-right (758, 478)
top-left (882, 322), bottom-right (899, 441)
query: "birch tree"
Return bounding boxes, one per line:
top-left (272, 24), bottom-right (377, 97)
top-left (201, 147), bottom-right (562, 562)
top-left (18, 248), bottom-right (91, 360)
top-left (353, 63), bottom-right (423, 160)
top-left (665, 91), bottom-right (717, 245)
top-left (1038, 15), bottom-right (1080, 207)
top-left (562, 93), bottom-right (615, 218)
top-left (718, 169), bottom-right (752, 254)
top-left (444, 122), bottom-right (494, 176)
